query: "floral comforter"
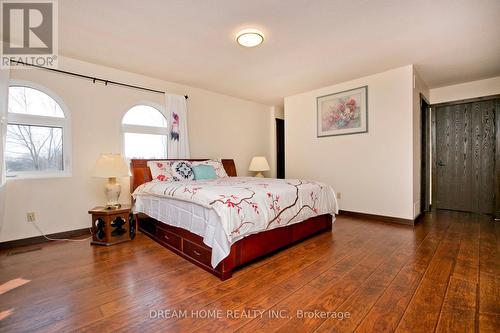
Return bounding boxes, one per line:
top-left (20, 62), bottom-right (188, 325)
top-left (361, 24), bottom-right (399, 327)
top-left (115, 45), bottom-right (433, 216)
top-left (133, 177), bottom-right (338, 244)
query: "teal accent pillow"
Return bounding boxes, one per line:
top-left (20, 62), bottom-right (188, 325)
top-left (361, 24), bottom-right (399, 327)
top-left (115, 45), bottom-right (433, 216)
top-left (192, 164), bottom-right (217, 180)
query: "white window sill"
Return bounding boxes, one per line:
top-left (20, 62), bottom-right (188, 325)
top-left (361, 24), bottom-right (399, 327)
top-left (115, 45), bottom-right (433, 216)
top-left (6, 172), bottom-right (72, 181)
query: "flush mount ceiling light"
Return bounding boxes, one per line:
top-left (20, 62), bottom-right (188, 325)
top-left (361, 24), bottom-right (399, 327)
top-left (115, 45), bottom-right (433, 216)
top-left (236, 28), bottom-right (265, 47)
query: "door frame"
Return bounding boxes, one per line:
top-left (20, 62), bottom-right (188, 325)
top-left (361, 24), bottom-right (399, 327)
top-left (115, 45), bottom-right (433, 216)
top-left (275, 118), bottom-right (285, 179)
top-left (420, 94), bottom-right (431, 212)
top-left (431, 94), bottom-right (500, 216)
top-left (496, 99), bottom-right (500, 220)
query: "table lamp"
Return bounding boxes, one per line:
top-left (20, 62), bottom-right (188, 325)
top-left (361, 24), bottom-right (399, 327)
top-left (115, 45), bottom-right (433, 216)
top-left (92, 154), bottom-right (130, 209)
top-left (248, 156), bottom-right (270, 178)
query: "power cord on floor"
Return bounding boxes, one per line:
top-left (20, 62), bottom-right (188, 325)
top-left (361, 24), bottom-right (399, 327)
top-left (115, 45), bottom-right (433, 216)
top-left (31, 221), bottom-right (93, 242)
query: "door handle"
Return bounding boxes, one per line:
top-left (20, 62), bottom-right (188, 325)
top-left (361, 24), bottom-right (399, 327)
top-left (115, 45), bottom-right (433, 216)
top-left (438, 161), bottom-right (446, 167)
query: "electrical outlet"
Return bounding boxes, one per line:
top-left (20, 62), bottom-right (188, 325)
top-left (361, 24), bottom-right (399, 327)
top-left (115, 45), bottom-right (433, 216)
top-left (336, 192), bottom-right (342, 199)
top-left (26, 212), bottom-right (36, 223)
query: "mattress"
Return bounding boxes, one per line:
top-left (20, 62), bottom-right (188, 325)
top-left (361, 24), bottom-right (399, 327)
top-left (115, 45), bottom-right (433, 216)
top-left (133, 177), bottom-right (338, 268)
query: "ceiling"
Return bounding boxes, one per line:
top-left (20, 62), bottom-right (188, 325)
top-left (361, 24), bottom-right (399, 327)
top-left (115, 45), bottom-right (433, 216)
top-left (58, 0), bottom-right (500, 106)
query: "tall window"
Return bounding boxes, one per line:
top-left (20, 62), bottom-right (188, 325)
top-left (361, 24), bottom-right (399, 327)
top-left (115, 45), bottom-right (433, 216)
top-left (6, 85), bottom-right (70, 178)
top-left (122, 104), bottom-right (168, 159)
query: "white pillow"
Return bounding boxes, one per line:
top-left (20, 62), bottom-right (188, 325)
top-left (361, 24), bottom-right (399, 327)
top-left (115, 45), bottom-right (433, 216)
top-left (192, 160), bottom-right (228, 178)
top-left (147, 161), bottom-right (174, 182)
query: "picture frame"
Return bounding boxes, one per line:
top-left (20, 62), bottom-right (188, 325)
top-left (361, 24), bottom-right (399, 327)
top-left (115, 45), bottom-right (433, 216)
top-left (317, 85), bottom-right (368, 137)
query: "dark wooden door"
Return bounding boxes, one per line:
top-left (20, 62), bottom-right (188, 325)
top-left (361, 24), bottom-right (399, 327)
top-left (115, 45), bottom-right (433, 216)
top-left (276, 118), bottom-right (285, 179)
top-left (435, 100), bottom-right (496, 214)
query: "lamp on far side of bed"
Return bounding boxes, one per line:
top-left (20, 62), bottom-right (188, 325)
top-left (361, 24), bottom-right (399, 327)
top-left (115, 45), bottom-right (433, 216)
top-left (92, 154), bottom-right (130, 209)
top-left (248, 156), bottom-right (270, 178)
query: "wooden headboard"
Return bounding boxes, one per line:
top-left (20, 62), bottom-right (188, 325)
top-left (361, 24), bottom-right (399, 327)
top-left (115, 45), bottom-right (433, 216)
top-left (130, 159), bottom-right (237, 192)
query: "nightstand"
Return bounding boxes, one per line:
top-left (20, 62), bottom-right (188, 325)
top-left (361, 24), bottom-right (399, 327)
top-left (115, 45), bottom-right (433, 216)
top-left (88, 205), bottom-right (136, 246)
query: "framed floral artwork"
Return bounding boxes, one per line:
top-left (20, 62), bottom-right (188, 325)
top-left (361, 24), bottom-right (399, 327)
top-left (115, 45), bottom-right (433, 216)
top-left (317, 86), bottom-right (368, 137)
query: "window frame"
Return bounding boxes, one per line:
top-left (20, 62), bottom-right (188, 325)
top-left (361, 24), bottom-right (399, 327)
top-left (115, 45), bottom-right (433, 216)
top-left (6, 80), bottom-right (72, 179)
top-left (121, 102), bottom-right (169, 160)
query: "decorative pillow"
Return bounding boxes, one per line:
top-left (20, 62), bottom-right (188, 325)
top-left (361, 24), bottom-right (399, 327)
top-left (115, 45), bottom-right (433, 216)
top-left (191, 160), bottom-right (228, 178)
top-left (171, 161), bottom-right (195, 181)
top-left (192, 165), bottom-right (217, 180)
top-left (147, 161), bottom-right (173, 182)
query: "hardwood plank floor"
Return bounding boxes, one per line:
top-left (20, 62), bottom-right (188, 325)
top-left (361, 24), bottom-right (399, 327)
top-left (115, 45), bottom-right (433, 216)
top-left (0, 211), bottom-right (497, 333)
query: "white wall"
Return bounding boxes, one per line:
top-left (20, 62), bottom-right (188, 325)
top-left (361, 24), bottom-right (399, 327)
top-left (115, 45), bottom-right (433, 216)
top-left (430, 76), bottom-right (500, 104)
top-left (274, 106), bottom-right (284, 120)
top-left (0, 56), bottom-right (273, 242)
top-left (285, 65), bottom-right (415, 220)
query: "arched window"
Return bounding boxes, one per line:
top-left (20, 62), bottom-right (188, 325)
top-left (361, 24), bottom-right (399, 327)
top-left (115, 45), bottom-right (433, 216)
top-left (6, 85), bottom-right (71, 178)
top-left (122, 104), bottom-right (168, 159)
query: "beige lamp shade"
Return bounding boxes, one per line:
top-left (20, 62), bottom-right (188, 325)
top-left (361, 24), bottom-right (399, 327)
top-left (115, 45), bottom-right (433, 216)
top-left (92, 154), bottom-right (130, 178)
top-left (248, 156), bottom-right (270, 172)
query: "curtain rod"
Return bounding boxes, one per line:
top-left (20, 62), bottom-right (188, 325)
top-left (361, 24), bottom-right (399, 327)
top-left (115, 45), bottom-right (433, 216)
top-left (9, 60), bottom-right (188, 99)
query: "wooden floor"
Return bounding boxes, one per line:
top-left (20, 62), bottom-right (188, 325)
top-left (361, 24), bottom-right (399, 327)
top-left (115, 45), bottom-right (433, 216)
top-left (0, 211), bottom-right (498, 332)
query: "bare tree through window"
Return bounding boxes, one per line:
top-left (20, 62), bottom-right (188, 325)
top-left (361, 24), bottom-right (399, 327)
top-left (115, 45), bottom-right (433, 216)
top-left (6, 87), bottom-right (65, 173)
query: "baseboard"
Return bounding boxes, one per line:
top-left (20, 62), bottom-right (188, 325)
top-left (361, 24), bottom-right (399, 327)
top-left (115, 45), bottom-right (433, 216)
top-left (1, 211), bottom-right (417, 250)
top-left (0, 228), bottom-right (91, 251)
top-left (338, 210), bottom-right (415, 226)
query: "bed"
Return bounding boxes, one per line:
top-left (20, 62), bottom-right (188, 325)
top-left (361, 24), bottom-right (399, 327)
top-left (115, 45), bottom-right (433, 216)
top-left (130, 159), bottom-right (338, 280)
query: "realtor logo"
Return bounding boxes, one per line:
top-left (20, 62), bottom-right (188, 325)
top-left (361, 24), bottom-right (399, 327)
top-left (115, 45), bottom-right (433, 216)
top-left (1, 0), bottom-right (58, 68)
